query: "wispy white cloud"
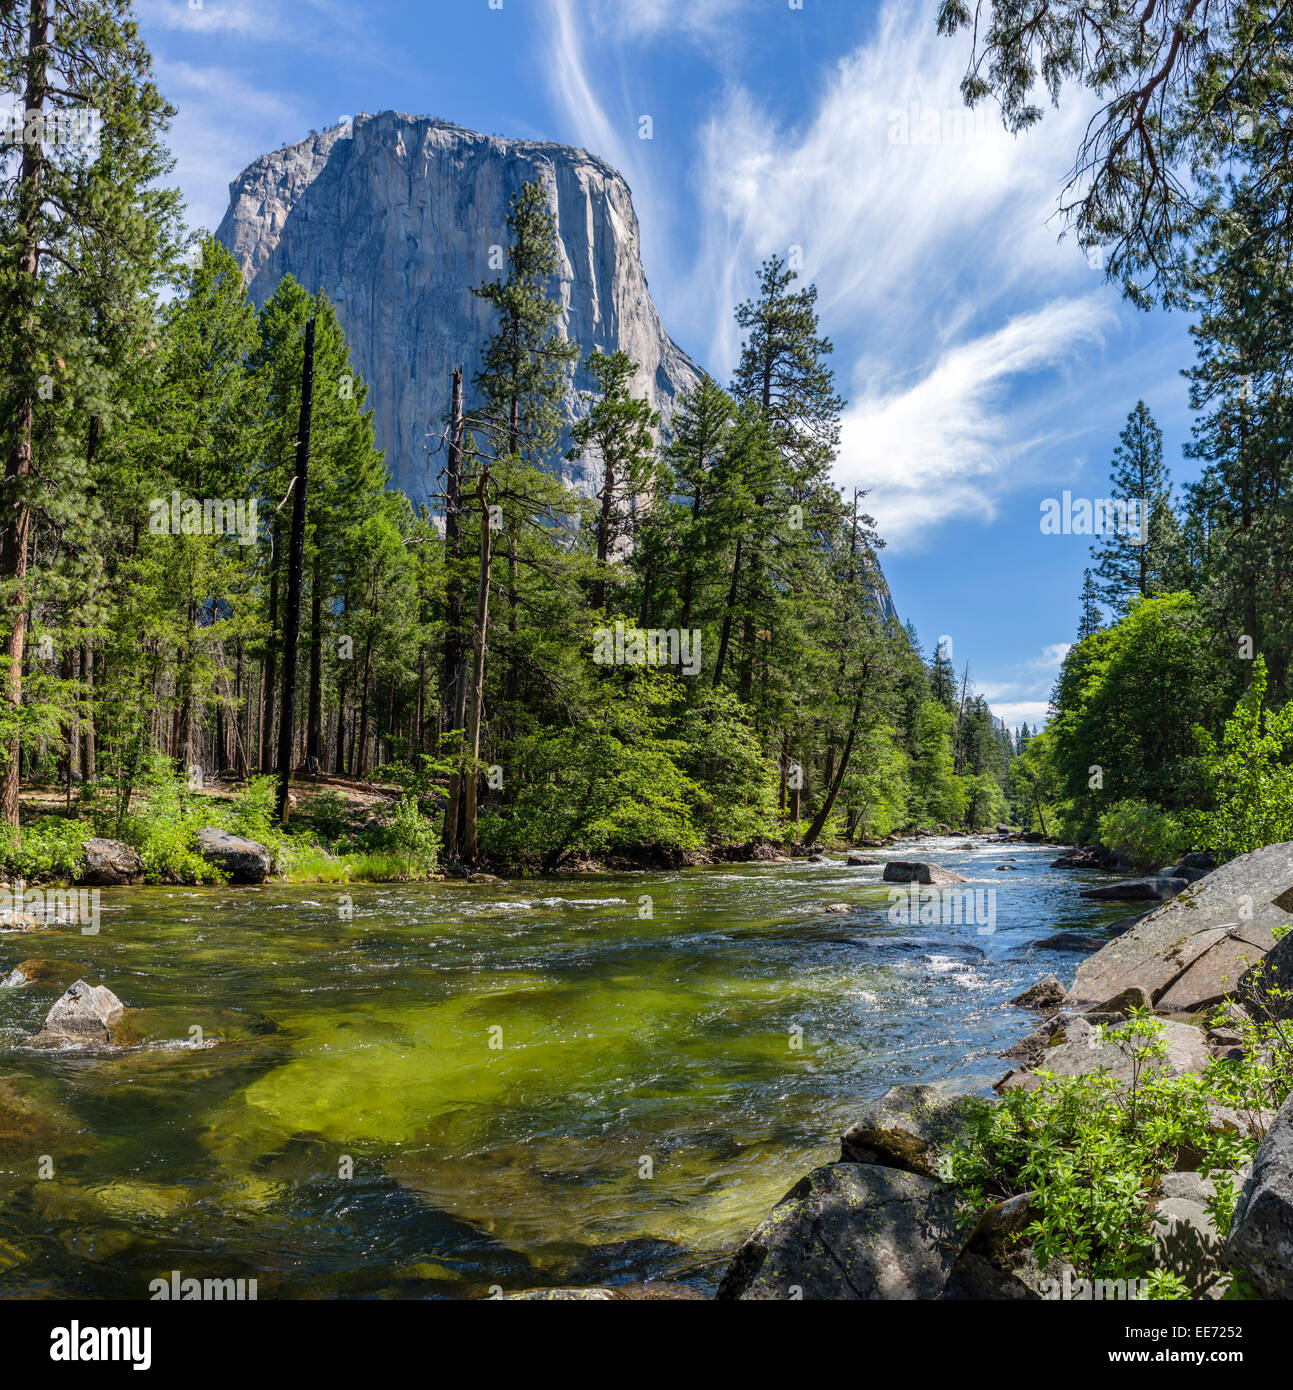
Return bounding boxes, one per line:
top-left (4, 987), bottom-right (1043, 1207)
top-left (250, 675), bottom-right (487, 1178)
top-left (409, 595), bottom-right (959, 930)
top-left (547, 0), bottom-right (635, 177)
top-left (839, 296), bottom-right (1116, 547)
top-left (136, 0), bottom-right (277, 38)
top-left (670, 0), bottom-right (1118, 552)
top-left (989, 700), bottom-right (1051, 728)
top-left (978, 640), bottom-right (1073, 728)
top-left (592, 0), bottom-right (755, 44)
top-left (1030, 642), bottom-right (1073, 670)
top-left (153, 59), bottom-right (305, 233)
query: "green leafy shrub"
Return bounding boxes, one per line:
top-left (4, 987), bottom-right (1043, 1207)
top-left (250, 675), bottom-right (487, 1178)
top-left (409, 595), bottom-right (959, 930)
top-left (0, 815), bottom-right (87, 880)
top-left (1096, 798), bottom-right (1190, 870)
top-left (1192, 656), bottom-right (1293, 859)
top-left (359, 794), bottom-right (438, 877)
top-left (228, 775), bottom-right (286, 851)
top-left (116, 754), bottom-right (221, 883)
top-left (946, 1014), bottom-right (1260, 1285)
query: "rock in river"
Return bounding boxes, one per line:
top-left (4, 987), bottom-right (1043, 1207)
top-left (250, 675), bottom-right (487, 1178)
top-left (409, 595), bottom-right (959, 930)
top-left (882, 861), bottom-right (967, 885)
top-left (1065, 840), bottom-right (1293, 1013)
top-left (839, 1084), bottom-right (983, 1179)
top-left (195, 827), bottom-right (272, 883)
top-left (1010, 976), bottom-right (1066, 1009)
top-left (1079, 877), bottom-right (1186, 901)
top-left (716, 1162), bottom-right (965, 1300)
top-left (29, 980), bottom-right (126, 1049)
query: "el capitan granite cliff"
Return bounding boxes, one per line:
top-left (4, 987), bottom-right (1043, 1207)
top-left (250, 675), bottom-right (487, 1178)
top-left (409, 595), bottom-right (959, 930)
top-left (215, 110), bottom-right (701, 498)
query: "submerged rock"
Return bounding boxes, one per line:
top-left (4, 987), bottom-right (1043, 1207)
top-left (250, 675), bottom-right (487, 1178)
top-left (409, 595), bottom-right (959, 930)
top-left (1033, 931), bottom-right (1106, 954)
top-left (0, 1076), bottom-right (89, 1162)
top-left (78, 837), bottom-right (143, 886)
top-left (716, 1162), bottom-right (964, 1300)
top-left (0, 908), bottom-right (43, 931)
top-left (0, 958), bottom-right (84, 989)
top-left (882, 861), bottom-right (967, 885)
top-left (195, 827), bottom-right (272, 883)
top-left (29, 979), bottom-right (126, 1049)
top-left (1079, 877), bottom-right (1180, 901)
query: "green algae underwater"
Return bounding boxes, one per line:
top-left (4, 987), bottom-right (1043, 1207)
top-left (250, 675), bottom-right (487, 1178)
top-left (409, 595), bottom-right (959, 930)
top-left (0, 843), bottom-right (1129, 1297)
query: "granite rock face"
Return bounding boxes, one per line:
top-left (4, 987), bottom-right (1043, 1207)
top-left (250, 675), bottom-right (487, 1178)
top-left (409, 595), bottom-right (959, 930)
top-left (216, 112), bottom-right (701, 500)
top-left (1064, 841), bottom-right (1293, 1012)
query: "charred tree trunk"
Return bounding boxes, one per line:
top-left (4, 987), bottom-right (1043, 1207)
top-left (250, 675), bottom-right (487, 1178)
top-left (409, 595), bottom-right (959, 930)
top-left (458, 470), bottom-right (493, 863)
top-left (305, 554), bottom-right (323, 774)
top-left (442, 367), bottom-right (465, 730)
top-left (275, 317), bottom-right (315, 823)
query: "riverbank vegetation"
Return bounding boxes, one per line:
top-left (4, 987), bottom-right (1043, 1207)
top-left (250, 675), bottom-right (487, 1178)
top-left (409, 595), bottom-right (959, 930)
top-left (0, 9), bottom-right (1036, 882)
top-left (3, 4), bottom-right (1291, 884)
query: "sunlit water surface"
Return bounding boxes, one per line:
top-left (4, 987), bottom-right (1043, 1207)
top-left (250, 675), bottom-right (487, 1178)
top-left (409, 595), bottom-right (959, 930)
top-left (0, 837), bottom-right (1132, 1297)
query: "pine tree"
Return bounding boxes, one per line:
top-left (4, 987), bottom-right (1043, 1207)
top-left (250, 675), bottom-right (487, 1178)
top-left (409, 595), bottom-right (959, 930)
top-left (1077, 567), bottom-right (1103, 640)
top-left (1092, 401), bottom-right (1172, 616)
top-left (0, 0), bottom-right (181, 825)
top-left (567, 350), bottom-right (658, 614)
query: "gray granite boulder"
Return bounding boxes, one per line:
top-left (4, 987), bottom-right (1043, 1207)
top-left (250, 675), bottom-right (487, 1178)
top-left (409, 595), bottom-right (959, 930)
top-left (995, 1013), bottom-right (1209, 1093)
top-left (716, 1162), bottom-right (965, 1300)
top-left (29, 980), bottom-right (125, 1048)
top-left (883, 861), bottom-right (967, 885)
top-left (1011, 976), bottom-right (1066, 1010)
top-left (839, 1084), bottom-right (984, 1179)
top-left (195, 827), bottom-right (272, 883)
top-left (1065, 841), bottom-right (1293, 1012)
top-left (78, 838), bottom-right (143, 886)
top-left (1226, 1093), bottom-right (1293, 1297)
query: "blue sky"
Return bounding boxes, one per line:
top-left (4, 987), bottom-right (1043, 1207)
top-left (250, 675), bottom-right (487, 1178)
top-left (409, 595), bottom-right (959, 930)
top-left (136, 0), bottom-right (1203, 729)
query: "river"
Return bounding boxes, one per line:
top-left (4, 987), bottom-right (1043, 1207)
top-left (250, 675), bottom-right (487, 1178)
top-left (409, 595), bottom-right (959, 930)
top-left (0, 836), bottom-right (1132, 1297)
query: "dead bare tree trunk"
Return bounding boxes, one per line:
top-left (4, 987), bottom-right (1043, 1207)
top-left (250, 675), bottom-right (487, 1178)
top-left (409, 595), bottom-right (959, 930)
top-left (275, 316), bottom-right (315, 823)
top-left (459, 470), bottom-right (492, 863)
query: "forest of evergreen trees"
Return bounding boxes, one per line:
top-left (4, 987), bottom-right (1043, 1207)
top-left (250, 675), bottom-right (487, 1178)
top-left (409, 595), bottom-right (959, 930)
top-left (1, 3), bottom-right (1290, 883)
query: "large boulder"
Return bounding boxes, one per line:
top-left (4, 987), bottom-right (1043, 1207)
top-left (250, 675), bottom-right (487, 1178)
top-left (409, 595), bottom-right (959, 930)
top-left (1150, 1172), bottom-right (1226, 1294)
top-left (995, 1012), bottom-right (1209, 1093)
top-left (1052, 845), bottom-right (1123, 870)
top-left (1065, 841), bottom-right (1293, 1013)
top-left (1238, 929), bottom-right (1293, 1021)
top-left (943, 1192), bottom-right (1057, 1300)
top-left (29, 980), bottom-right (125, 1049)
top-left (1227, 1093), bottom-right (1293, 1298)
top-left (78, 837), bottom-right (143, 886)
top-left (715, 1163), bottom-right (965, 1300)
top-left (839, 1084), bottom-right (983, 1179)
top-left (883, 861), bottom-right (966, 885)
top-left (1079, 877), bottom-right (1185, 901)
top-left (195, 827), bottom-right (272, 883)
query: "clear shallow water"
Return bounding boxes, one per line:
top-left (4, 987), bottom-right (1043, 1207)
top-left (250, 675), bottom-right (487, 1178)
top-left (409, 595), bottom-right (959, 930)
top-left (0, 838), bottom-right (1133, 1298)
